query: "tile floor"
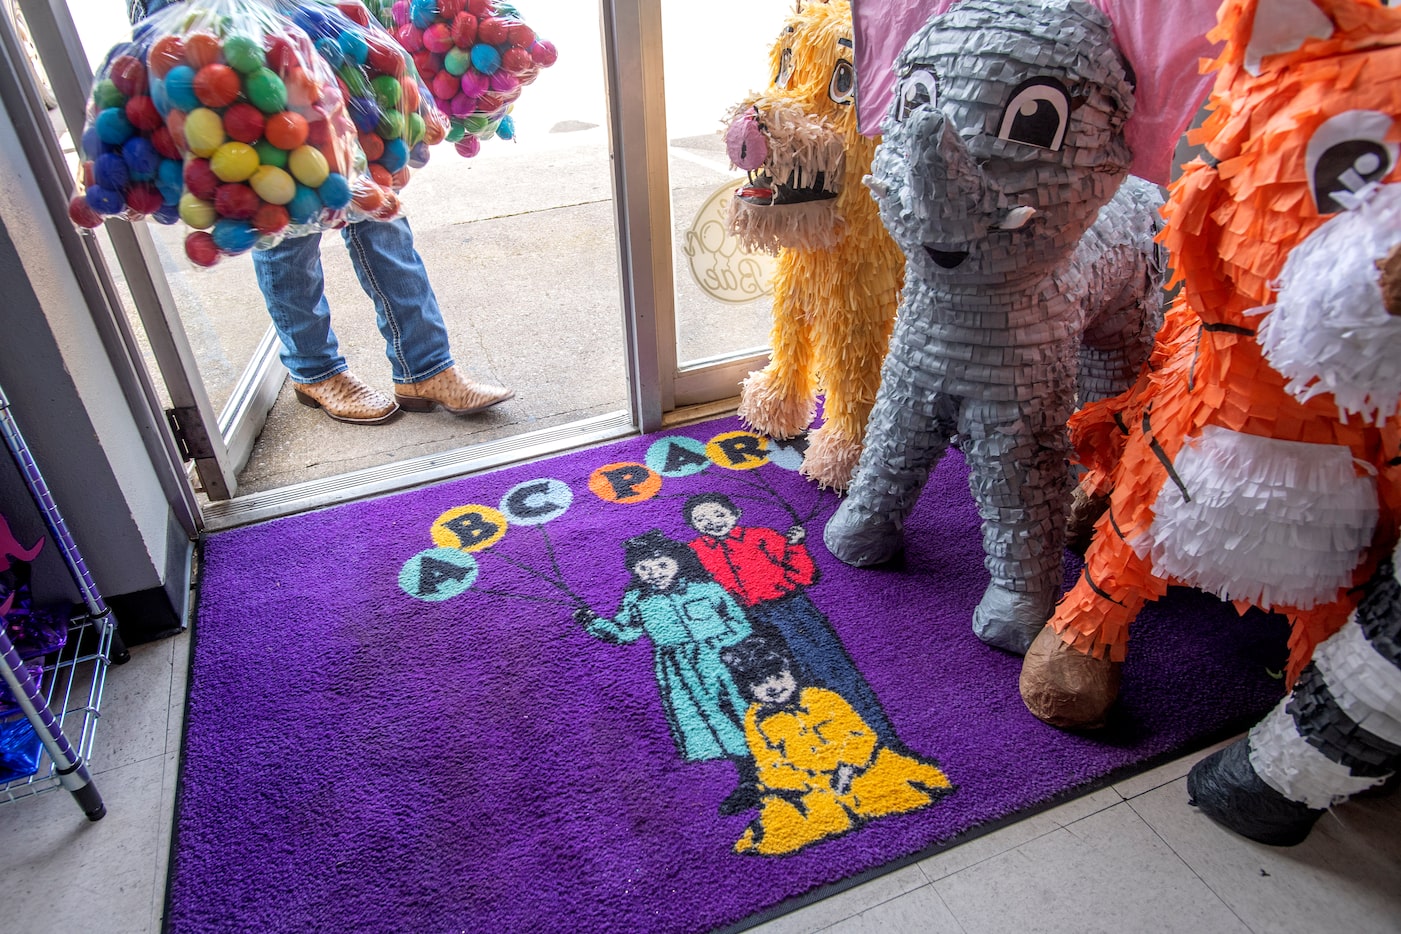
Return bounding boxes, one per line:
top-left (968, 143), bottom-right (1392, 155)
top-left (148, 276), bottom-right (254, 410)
top-left (2, 631), bottom-right (1399, 934)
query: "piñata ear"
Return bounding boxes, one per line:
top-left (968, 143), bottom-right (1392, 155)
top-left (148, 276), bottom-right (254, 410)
top-left (1221, 0), bottom-right (1337, 75)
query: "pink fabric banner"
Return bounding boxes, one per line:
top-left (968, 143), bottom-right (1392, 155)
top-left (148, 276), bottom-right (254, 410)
top-left (852, 0), bottom-right (1225, 184)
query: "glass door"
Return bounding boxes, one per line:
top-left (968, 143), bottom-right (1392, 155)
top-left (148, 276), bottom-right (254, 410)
top-left (13, 0), bottom-right (780, 528)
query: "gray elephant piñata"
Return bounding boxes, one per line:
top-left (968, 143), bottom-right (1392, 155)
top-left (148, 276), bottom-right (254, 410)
top-left (824, 0), bottom-right (1164, 653)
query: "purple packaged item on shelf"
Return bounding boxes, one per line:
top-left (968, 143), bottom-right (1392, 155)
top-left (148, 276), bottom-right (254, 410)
top-left (0, 660), bottom-right (46, 716)
top-left (0, 716), bottom-right (44, 781)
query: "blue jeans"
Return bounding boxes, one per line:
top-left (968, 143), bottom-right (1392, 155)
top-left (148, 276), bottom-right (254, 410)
top-left (252, 217), bottom-right (455, 385)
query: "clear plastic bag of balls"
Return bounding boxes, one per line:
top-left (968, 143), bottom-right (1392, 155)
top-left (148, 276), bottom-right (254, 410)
top-left (271, 0), bottom-right (448, 194)
top-left (69, 0), bottom-right (398, 267)
top-left (363, 0), bottom-right (557, 158)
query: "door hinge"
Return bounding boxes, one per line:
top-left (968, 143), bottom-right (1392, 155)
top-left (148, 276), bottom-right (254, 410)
top-left (165, 406), bottom-right (216, 461)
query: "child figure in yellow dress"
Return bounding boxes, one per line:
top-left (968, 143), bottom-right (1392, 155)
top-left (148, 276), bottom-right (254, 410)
top-left (719, 636), bottom-right (953, 856)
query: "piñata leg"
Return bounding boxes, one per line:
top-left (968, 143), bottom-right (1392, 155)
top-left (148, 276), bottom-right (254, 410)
top-left (738, 257), bottom-right (818, 441)
top-left (1188, 551), bottom-right (1401, 845)
top-left (1021, 507), bottom-right (1168, 727)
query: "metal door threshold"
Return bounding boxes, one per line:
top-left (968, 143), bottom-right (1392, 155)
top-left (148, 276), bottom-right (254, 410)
top-left (199, 411), bottom-right (637, 532)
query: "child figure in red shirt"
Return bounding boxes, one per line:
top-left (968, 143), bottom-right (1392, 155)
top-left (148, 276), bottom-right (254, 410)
top-left (684, 493), bottom-right (897, 748)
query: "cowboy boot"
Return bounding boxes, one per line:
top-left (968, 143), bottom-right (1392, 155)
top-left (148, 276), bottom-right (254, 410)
top-left (395, 366), bottom-right (514, 415)
top-left (293, 372), bottom-right (400, 424)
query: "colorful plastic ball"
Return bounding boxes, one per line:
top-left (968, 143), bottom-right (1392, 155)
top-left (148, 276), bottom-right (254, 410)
top-left (499, 45), bottom-right (532, 75)
top-left (252, 202), bottom-right (290, 235)
top-left (264, 111), bottom-right (309, 150)
top-left (286, 184), bottom-right (322, 223)
top-left (409, 141), bottom-right (430, 168)
top-left (470, 43), bottom-right (501, 75)
top-left (305, 114), bottom-right (333, 147)
top-left (443, 47), bottom-right (472, 77)
top-left (152, 203), bottom-right (180, 225)
top-left (163, 65), bottom-right (199, 112)
top-left (419, 23), bottom-right (451, 55)
top-left (431, 71), bottom-right (460, 102)
top-left (530, 40), bottom-right (557, 67)
top-left (451, 12), bottom-right (478, 47)
top-left (314, 36), bottom-right (345, 69)
top-left (337, 31), bottom-right (370, 65)
top-left (358, 131), bottom-right (385, 161)
top-left (250, 165), bottom-right (297, 204)
top-left (194, 64), bottom-right (241, 108)
top-left (449, 94), bottom-right (478, 118)
top-left (454, 135), bottom-right (480, 158)
top-left (379, 136), bottom-right (410, 172)
top-left (93, 152), bottom-right (130, 191)
top-left (147, 35), bottom-right (185, 78)
top-left (401, 79), bottom-right (421, 112)
top-left (165, 110), bottom-right (187, 150)
top-left (495, 114), bottom-right (515, 140)
top-left (223, 34), bottom-right (265, 74)
top-left (349, 96), bottom-right (382, 134)
top-left (184, 158), bottom-right (220, 200)
top-left (439, 0), bottom-right (462, 18)
top-left (445, 121), bottom-right (465, 142)
top-left (86, 184), bottom-right (126, 214)
top-left (214, 183), bottom-right (260, 220)
top-left (109, 55), bottom-right (147, 97)
top-left (185, 231), bottom-right (221, 267)
top-left (91, 78), bottom-right (125, 111)
top-left (157, 159), bottom-right (184, 202)
top-left (466, 0), bottom-right (491, 16)
top-left (184, 33), bottom-right (222, 69)
top-left (178, 192), bottom-right (217, 229)
top-left (377, 110), bottom-right (405, 140)
top-left (265, 35), bottom-right (300, 73)
top-left (220, 102), bottom-right (263, 144)
top-left (368, 163), bottom-right (393, 188)
top-left (150, 77), bottom-right (172, 116)
top-left (462, 114), bottom-right (491, 135)
top-left (390, 167), bottom-right (411, 190)
top-left (410, 0), bottom-right (435, 30)
top-left (371, 75), bottom-right (403, 109)
top-left (212, 218), bottom-right (259, 254)
top-left (245, 68), bottom-right (289, 114)
top-left (81, 126), bottom-right (104, 161)
top-left (489, 70), bottom-right (519, 94)
top-left (316, 172), bottom-right (351, 209)
top-left (287, 145), bottom-right (330, 187)
top-left (506, 22), bottom-right (535, 48)
top-left (412, 49), bottom-right (440, 77)
top-left (395, 24), bottom-right (424, 53)
top-left (254, 139), bottom-right (290, 169)
top-left (406, 112), bottom-right (426, 146)
top-left (391, 0), bottom-right (411, 27)
top-left (68, 194), bottom-right (104, 228)
top-left (210, 142), bottom-right (259, 182)
top-left (124, 95), bottom-right (162, 132)
top-left (183, 108), bottom-right (226, 158)
top-left (459, 69), bottom-right (489, 98)
top-left (125, 183), bottom-right (164, 216)
top-left (367, 41), bottom-right (406, 79)
top-left (476, 16), bottom-right (508, 45)
top-left (121, 136), bottom-right (161, 179)
top-left (95, 107), bottom-right (135, 145)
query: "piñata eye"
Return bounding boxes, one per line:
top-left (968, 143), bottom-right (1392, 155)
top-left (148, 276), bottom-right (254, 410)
top-left (1306, 110), bottom-right (1397, 213)
top-left (828, 60), bottom-right (855, 105)
top-left (997, 77), bottom-right (1070, 151)
top-left (775, 48), bottom-right (794, 88)
top-left (895, 67), bottom-right (937, 122)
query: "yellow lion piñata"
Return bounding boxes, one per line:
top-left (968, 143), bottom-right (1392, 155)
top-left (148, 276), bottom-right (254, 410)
top-left (723, 0), bottom-right (903, 491)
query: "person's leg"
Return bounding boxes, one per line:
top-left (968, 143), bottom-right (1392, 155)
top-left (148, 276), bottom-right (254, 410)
top-left (253, 233), bottom-right (345, 383)
top-left (341, 217), bottom-right (513, 414)
top-left (254, 233), bottom-right (399, 424)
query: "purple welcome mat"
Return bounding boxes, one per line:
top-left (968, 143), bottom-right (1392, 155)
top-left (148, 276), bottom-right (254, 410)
top-left (167, 417), bottom-right (1287, 934)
